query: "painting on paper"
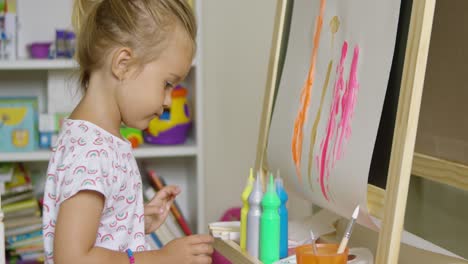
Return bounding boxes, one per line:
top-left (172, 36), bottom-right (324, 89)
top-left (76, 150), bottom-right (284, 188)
top-left (267, 0), bottom-right (401, 227)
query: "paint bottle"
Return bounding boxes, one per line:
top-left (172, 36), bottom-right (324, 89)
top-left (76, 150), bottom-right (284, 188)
top-left (240, 168), bottom-right (255, 251)
top-left (260, 173), bottom-right (281, 264)
top-left (246, 171), bottom-right (263, 258)
top-left (275, 171), bottom-right (288, 259)
top-left (55, 30), bottom-right (67, 58)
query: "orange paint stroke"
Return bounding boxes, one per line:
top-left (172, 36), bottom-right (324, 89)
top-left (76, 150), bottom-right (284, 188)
top-left (307, 60), bottom-right (333, 189)
top-left (291, 0), bottom-right (327, 183)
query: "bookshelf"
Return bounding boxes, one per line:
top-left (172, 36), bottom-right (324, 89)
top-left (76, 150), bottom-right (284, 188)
top-left (0, 0), bottom-right (205, 262)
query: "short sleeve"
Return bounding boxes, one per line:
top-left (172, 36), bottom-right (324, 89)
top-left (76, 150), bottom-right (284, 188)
top-left (56, 148), bottom-right (115, 205)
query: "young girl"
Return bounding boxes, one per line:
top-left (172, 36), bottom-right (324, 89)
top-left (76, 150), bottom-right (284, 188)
top-left (42, 1), bottom-right (214, 263)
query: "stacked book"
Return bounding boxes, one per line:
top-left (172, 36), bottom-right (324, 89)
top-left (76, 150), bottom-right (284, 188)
top-left (1, 163), bottom-right (43, 263)
top-left (144, 169), bottom-right (192, 249)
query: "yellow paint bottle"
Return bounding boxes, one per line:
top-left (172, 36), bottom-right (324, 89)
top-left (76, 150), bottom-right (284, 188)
top-left (240, 168), bottom-right (255, 251)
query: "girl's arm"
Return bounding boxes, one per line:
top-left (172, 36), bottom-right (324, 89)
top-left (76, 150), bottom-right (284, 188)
top-left (54, 190), bottom-right (169, 264)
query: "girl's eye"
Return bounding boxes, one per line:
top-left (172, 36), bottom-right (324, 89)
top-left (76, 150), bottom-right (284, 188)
top-left (165, 81), bottom-right (174, 89)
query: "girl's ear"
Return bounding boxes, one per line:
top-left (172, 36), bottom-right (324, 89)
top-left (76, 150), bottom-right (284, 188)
top-left (111, 47), bottom-right (133, 81)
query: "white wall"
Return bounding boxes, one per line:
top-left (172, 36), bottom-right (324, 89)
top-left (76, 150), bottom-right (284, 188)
top-left (201, 0), bottom-right (312, 225)
top-left (17, 0), bottom-right (73, 58)
top-left (201, 0), bottom-right (274, 224)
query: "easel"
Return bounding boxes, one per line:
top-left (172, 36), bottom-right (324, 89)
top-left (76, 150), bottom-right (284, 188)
top-left (214, 0), bottom-right (444, 263)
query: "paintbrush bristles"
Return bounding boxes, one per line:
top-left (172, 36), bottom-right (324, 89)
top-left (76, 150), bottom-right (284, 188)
top-left (352, 205), bottom-right (360, 219)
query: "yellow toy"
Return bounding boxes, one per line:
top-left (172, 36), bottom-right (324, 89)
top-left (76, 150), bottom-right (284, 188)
top-left (144, 86), bottom-right (192, 145)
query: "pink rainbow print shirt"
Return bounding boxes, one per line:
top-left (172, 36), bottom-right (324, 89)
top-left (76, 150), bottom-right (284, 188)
top-left (43, 119), bottom-right (147, 263)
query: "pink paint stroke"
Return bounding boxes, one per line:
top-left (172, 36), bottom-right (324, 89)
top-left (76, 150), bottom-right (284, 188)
top-left (317, 42), bottom-right (360, 201)
top-left (335, 46), bottom-right (360, 160)
top-left (318, 41), bottom-right (348, 201)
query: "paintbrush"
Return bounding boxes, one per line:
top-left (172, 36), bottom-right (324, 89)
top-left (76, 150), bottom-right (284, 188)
top-left (309, 230), bottom-right (318, 255)
top-left (337, 205), bottom-right (360, 254)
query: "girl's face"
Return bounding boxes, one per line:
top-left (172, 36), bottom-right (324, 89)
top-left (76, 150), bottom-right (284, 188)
top-left (115, 26), bottom-right (193, 130)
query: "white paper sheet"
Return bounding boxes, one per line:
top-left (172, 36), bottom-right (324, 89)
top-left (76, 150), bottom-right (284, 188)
top-left (268, 0), bottom-right (400, 228)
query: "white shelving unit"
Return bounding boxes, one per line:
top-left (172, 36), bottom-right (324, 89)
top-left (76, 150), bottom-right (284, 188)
top-left (0, 2), bottom-right (205, 258)
top-left (0, 138), bottom-right (198, 162)
top-left (0, 58), bottom-right (197, 70)
top-left (0, 59), bottom-right (78, 70)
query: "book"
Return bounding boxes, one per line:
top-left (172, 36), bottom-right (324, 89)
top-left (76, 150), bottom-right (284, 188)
top-left (7, 229), bottom-right (42, 245)
top-left (14, 244), bottom-right (44, 254)
top-left (0, 162), bottom-right (14, 182)
top-left (2, 189), bottom-right (34, 206)
top-left (7, 235), bottom-right (43, 249)
top-left (146, 169), bottom-right (192, 235)
top-left (1, 182), bottom-right (33, 197)
top-left (166, 211), bottom-right (185, 238)
top-left (3, 197), bottom-right (39, 214)
top-left (17, 251), bottom-right (44, 262)
top-left (154, 221), bottom-right (175, 245)
top-left (149, 232), bottom-right (163, 249)
top-left (145, 235), bottom-right (158, 250)
top-left (4, 206), bottom-right (40, 220)
top-left (4, 163), bottom-right (31, 189)
top-left (5, 215), bottom-right (42, 230)
top-left (5, 222), bottom-right (42, 237)
top-left (1, 163), bottom-right (33, 196)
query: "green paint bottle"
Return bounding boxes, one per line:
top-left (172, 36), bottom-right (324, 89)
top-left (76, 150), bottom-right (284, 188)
top-left (260, 173), bottom-right (281, 264)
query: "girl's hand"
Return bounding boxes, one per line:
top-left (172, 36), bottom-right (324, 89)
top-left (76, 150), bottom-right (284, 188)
top-left (144, 185), bottom-right (181, 234)
top-left (161, 234), bottom-right (214, 264)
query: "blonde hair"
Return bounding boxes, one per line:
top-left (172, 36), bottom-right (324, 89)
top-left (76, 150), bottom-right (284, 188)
top-left (72, 0), bottom-right (197, 91)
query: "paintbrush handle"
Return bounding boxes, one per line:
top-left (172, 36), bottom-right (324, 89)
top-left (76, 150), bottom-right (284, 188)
top-left (337, 218), bottom-right (355, 254)
top-left (337, 236), bottom-right (348, 254)
top-left (312, 242), bottom-right (318, 254)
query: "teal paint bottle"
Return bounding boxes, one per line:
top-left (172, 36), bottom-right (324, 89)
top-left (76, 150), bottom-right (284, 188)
top-left (275, 172), bottom-right (288, 259)
top-left (260, 174), bottom-right (281, 264)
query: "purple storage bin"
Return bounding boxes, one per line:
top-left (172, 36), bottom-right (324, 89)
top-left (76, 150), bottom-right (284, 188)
top-left (29, 42), bottom-right (52, 59)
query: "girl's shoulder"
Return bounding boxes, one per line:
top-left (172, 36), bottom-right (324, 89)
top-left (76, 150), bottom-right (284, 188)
top-left (51, 119), bottom-right (134, 165)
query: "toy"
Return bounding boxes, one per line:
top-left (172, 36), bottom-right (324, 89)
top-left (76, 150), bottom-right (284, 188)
top-left (144, 85), bottom-right (192, 145)
top-left (120, 126), bottom-right (143, 148)
top-left (54, 112), bottom-right (69, 131)
top-left (0, 97), bottom-right (38, 152)
top-left (38, 113), bottom-right (57, 149)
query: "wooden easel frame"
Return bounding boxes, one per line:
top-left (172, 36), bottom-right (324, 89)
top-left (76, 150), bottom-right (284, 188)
top-left (215, 0), bottom-right (437, 263)
top-left (374, 0), bottom-right (435, 262)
